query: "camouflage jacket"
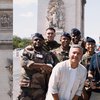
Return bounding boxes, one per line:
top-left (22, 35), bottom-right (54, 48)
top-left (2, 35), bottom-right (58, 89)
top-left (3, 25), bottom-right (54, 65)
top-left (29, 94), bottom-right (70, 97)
top-left (43, 39), bottom-right (60, 51)
top-left (51, 46), bottom-right (70, 62)
top-left (20, 45), bottom-right (54, 91)
top-left (81, 52), bottom-right (95, 71)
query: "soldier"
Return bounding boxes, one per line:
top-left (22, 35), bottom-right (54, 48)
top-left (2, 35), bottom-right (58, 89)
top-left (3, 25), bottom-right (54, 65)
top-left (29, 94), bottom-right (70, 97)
top-left (71, 28), bottom-right (82, 45)
top-left (88, 52), bottom-right (100, 100)
top-left (80, 37), bottom-right (96, 100)
top-left (82, 37), bottom-right (96, 70)
top-left (51, 32), bottom-right (71, 62)
top-left (44, 27), bottom-right (60, 51)
top-left (70, 28), bottom-right (86, 54)
top-left (18, 33), bottom-right (54, 100)
top-left (46, 45), bottom-right (87, 100)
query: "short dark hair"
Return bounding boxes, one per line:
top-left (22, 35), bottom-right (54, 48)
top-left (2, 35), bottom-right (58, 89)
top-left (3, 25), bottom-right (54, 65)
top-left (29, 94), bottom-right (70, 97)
top-left (46, 27), bottom-right (56, 33)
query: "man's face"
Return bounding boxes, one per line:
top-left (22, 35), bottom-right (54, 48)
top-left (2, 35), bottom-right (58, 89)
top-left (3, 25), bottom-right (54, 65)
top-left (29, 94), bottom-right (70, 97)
top-left (32, 38), bottom-right (43, 48)
top-left (85, 42), bottom-right (95, 52)
top-left (46, 29), bottom-right (55, 41)
top-left (60, 36), bottom-right (71, 47)
top-left (69, 47), bottom-right (83, 63)
top-left (71, 34), bottom-right (81, 44)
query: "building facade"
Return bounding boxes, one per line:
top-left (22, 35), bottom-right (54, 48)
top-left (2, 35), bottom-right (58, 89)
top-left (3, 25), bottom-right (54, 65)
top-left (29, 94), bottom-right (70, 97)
top-left (0, 0), bottom-right (13, 100)
top-left (37, 0), bottom-right (86, 39)
top-left (0, 0), bottom-right (12, 49)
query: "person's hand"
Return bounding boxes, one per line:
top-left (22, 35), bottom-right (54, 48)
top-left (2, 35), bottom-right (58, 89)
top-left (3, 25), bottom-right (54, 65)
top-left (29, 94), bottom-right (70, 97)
top-left (90, 81), bottom-right (97, 89)
top-left (85, 79), bottom-right (90, 87)
top-left (20, 79), bottom-right (30, 87)
top-left (27, 61), bottom-right (34, 68)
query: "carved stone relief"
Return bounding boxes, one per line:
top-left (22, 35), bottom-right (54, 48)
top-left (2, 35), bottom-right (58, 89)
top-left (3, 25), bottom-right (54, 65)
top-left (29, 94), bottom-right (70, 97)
top-left (0, 10), bottom-right (13, 30)
top-left (47, 0), bottom-right (65, 30)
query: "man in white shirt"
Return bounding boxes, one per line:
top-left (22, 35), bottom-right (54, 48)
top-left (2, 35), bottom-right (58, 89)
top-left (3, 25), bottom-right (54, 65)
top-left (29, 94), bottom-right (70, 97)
top-left (46, 45), bottom-right (87, 100)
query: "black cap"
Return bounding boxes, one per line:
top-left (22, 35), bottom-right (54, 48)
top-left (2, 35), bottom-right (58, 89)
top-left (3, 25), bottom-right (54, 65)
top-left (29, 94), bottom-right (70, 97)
top-left (32, 33), bottom-right (44, 40)
top-left (61, 32), bottom-right (71, 40)
top-left (71, 28), bottom-right (81, 36)
top-left (85, 37), bottom-right (96, 43)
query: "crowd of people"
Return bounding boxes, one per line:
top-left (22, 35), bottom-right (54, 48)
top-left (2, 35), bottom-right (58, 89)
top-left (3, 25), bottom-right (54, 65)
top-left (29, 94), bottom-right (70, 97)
top-left (18, 27), bottom-right (100, 100)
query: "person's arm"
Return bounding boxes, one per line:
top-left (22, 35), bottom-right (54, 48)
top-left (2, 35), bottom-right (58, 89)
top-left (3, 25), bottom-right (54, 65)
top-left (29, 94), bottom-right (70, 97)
top-left (75, 68), bottom-right (87, 97)
top-left (20, 54), bottom-right (52, 73)
top-left (96, 86), bottom-right (100, 89)
top-left (88, 70), bottom-right (94, 79)
top-left (52, 93), bottom-right (59, 100)
top-left (46, 63), bottom-right (60, 100)
top-left (72, 95), bottom-right (79, 100)
top-left (88, 54), bottom-right (95, 79)
top-left (27, 61), bottom-right (53, 73)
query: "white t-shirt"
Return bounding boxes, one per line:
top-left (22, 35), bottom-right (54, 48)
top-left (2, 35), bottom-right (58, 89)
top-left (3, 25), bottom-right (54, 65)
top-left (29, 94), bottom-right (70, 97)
top-left (65, 67), bottom-right (77, 100)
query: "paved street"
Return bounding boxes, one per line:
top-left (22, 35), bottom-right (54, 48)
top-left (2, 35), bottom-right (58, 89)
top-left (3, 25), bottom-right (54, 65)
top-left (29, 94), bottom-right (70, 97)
top-left (0, 50), bottom-right (12, 100)
top-left (13, 51), bottom-right (21, 100)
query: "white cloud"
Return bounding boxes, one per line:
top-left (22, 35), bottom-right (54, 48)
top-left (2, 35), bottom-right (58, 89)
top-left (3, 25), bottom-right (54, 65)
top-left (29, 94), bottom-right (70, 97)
top-left (20, 12), bottom-right (34, 17)
top-left (14, 0), bottom-right (37, 5)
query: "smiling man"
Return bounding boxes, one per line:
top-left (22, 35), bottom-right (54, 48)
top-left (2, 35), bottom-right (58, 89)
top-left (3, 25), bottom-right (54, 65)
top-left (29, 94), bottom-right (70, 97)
top-left (46, 45), bottom-right (87, 100)
top-left (18, 33), bottom-right (54, 100)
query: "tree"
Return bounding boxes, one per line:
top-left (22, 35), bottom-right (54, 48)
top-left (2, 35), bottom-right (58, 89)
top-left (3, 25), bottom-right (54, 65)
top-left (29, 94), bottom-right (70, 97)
top-left (13, 36), bottom-right (31, 49)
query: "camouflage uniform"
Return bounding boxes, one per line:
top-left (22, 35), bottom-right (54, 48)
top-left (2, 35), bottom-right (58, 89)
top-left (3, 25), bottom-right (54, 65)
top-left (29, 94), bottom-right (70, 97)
top-left (43, 40), bottom-right (60, 66)
top-left (81, 36), bottom-right (96, 70)
top-left (18, 45), bottom-right (54, 100)
top-left (43, 39), bottom-right (60, 51)
top-left (82, 52), bottom-right (95, 71)
top-left (51, 46), bottom-right (70, 62)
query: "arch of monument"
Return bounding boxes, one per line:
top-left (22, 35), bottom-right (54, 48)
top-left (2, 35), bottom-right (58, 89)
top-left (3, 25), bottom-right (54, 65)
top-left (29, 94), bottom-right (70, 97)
top-left (0, 0), bottom-right (13, 100)
top-left (37, 0), bottom-right (86, 40)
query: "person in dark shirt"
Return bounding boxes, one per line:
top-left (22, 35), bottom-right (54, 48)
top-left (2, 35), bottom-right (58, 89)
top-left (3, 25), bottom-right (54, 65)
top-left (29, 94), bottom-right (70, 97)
top-left (88, 52), bottom-right (100, 100)
top-left (43, 27), bottom-right (60, 51)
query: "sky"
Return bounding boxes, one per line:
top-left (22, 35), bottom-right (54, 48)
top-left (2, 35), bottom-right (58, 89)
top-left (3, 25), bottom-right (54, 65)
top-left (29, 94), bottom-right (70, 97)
top-left (13, 0), bottom-right (38, 38)
top-left (85, 0), bottom-right (100, 44)
top-left (14, 0), bottom-right (100, 44)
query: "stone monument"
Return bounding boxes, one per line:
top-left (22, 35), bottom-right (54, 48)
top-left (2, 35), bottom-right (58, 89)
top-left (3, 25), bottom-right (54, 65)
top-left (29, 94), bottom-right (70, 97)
top-left (47, 0), bottom-right (65, 31)
top-left (0, 0), bottom-right (13, 49)
top-left (37, 0), bottom-right (86, 40)
top-left (0, 0), bottom-right (13, 100)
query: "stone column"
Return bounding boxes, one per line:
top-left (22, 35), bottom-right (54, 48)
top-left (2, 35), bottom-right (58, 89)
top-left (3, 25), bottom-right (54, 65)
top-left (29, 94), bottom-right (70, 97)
top-left (0, 0), bottom-right (13, 100)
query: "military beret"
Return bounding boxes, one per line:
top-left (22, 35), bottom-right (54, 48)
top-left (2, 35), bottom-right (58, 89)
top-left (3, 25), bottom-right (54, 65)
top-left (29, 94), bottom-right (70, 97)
top-left (32, 33), bottom-right (44, 40)
top-left (71, 28), bottom-right (81, 36)
top-left (85, 37), bottom-right (96, 43)
top-left (61, 32), bottom-right (71, 40)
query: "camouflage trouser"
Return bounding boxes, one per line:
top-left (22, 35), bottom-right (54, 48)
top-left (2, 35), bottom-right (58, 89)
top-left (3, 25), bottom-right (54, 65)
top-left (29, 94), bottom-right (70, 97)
top-left (18, 87), bottom-right (46, 100)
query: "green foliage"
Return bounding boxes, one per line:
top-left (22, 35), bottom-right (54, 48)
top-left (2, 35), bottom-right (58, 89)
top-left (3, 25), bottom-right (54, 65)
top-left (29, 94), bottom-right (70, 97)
top-left (13, 35), bottom-right (31, 49)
